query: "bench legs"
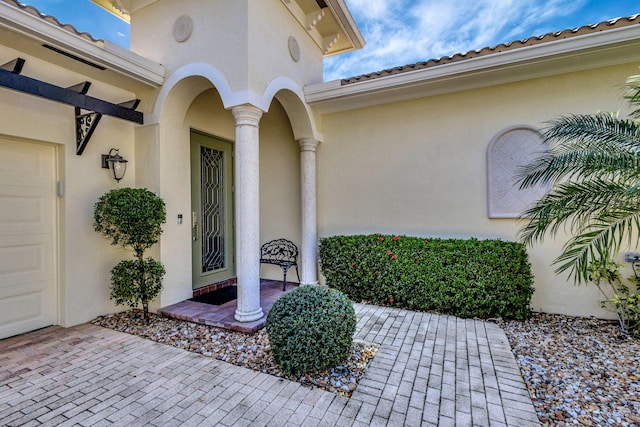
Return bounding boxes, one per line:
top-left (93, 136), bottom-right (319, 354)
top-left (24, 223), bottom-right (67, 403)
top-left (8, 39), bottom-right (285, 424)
top-left (281, 265), bottom-right (301, 291)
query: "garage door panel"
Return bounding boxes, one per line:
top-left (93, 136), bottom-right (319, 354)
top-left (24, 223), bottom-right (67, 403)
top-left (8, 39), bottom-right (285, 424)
top-left (0, 291), bottom-right (49, 338)
top-left (0, 237), bottom-right (52, 292)
top-left (0, 185), bottom-right (53, 236)
top-left (0, 279), bottom-right (52, 299)
top-left (0, 137), bottom-right (54, 187)
top-left (0, 139), bottom-right (56, 339)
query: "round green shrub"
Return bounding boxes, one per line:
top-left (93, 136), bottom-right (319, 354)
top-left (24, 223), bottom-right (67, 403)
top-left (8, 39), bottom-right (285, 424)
top-left (94, 187), bottom-right (166, 258)
top-left (266, 285), bottom-right (356, 377)
top-left (110, 258), bottom-right (165, 309)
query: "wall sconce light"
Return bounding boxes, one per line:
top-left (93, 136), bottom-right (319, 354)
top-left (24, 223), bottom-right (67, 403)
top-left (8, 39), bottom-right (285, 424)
top-left (101, 148), bottom-right (128, 182)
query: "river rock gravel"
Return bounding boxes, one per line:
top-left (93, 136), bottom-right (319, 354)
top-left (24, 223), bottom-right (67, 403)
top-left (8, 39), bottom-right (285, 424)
top-left (91, 310), bottom-right (377, 397)
top-left (500, 314), bottom-right (640, 426)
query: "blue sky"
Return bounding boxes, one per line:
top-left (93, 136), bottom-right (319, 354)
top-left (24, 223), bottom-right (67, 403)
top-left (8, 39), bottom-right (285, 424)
top-left (20, 0), bottom-right (128, 44)
top-left (20, 0), bottom-right (640, 81)
top-left (326, 0), bottom-right (640, 80)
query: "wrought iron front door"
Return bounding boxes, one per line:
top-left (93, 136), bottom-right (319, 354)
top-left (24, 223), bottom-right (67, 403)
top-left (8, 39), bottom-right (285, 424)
top-left (190, 131), bottom-right (234, 288)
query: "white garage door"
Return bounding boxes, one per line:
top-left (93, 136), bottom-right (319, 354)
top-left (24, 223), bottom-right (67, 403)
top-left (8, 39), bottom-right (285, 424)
top-left (0, 137), bottom-right (57, 339)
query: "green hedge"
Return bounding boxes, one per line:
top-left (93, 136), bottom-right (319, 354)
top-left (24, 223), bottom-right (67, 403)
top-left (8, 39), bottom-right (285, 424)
top-left (319, 234), bottom-right (534, 319)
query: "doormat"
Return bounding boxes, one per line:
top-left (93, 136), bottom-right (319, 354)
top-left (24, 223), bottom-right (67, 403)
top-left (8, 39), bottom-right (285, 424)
top-left (190, 286), bottom-right (237, 305)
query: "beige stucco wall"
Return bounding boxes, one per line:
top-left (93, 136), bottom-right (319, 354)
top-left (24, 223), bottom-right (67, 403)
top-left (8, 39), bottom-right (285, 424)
top-left (0, 44), bottom-right (138, 327)
top-left (130, 0), bottom-right (249, 93)
top-left (130, 0), bottom-right (323, 111)
top-left (317, 62), bottom-right (640, 318)
top-left (247, 0), bottom-right (324, 89)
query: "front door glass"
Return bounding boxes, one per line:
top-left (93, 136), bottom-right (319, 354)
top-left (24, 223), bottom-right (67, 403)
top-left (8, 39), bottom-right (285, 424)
top-left (200, 145), bottom-right (226, 272)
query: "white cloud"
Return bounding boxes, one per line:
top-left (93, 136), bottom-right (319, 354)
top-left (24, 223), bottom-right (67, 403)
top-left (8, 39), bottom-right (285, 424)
top-left (324, 0), bottom-right (590, 81)
top-left (345, 0), bottom-right (391, 20)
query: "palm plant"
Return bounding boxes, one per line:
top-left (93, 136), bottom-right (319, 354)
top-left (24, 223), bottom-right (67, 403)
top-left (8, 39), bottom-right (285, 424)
top-left (517, 73), bottom-right (640, 284)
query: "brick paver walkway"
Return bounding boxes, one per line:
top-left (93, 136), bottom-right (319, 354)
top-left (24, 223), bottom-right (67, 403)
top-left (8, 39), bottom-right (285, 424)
top-left (0, 304), bottom-right (539, 426)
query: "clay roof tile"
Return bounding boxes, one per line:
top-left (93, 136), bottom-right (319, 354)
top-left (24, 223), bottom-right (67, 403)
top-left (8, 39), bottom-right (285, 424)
top-left (2, 0), bottom-right (103, 44)
top-left (341, 14), bottom-right (640, 85)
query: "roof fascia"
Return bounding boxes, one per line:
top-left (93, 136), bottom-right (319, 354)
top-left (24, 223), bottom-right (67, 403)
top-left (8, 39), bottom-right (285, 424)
top-left (0, 1), bottom-right (164, 87)
top-left (306, 24), bottom-right (640, 113)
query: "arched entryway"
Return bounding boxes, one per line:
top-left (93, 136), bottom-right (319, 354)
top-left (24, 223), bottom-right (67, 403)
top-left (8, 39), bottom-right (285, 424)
top-left (140, 65), bottom-right (321, 324)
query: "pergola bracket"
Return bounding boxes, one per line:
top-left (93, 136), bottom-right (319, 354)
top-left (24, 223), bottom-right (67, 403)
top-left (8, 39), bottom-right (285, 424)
top-left (0, 58), bottom-right (143, 155)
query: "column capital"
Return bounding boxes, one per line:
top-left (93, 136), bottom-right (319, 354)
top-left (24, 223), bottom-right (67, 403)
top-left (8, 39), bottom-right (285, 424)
top-left (298, 138), bottom-right (320, 153)
top-left (232, 104), bottom-right (263, 127)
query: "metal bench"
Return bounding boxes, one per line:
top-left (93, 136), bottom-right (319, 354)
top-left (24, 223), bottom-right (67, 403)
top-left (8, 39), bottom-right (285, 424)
top-left (260, 238), bottom-right (300, 291)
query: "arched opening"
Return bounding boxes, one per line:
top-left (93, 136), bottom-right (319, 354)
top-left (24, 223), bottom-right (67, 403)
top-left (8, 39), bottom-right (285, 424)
top-left (259, 97), bottom-right (302, 281)
top-left (140, 68), bottom-right (322, 326)
top-left (139, 75), bottom-right (236, 308)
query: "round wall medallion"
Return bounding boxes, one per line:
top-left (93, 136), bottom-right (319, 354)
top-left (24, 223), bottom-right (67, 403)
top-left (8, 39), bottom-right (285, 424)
top-left (288, 36), bottom-right (300, 62)
top-left (173, 15), bottom-right (193, 43)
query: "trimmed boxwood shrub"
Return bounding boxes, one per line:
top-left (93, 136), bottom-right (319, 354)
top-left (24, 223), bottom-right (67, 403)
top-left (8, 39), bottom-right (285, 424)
top-left (319, 234), bottom-right (534, 319)
top-left (94, 188), bottom-right (166, 323)
top-left (266, 285), bottom-right (356, 376)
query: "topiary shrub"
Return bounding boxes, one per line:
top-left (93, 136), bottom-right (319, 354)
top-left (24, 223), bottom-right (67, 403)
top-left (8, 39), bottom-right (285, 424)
top-left (319, 234), bottom-right (534, 319)
top-left (94, 188), bottom-right (166, 323)
top-left (266, 285), bottom-right (356, 377)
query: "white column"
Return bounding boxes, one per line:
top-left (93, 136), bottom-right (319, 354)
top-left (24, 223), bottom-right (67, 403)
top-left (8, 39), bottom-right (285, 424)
top-left (233, 105), bottom-right (264, 322)
top-left (298, 138), bottom-right (320, 285)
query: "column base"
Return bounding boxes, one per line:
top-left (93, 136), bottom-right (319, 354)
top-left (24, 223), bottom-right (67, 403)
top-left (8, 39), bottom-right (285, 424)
top-left (234, 307), bottom-right (264, 322)
top-left (299, 281), bottom-right (319, 286)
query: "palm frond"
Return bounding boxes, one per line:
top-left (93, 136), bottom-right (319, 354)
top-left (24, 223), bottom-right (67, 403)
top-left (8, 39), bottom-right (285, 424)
top-left (626, 74), bottom-right (640, 119)
top-left (517, 150), bottom-right (640, 189)
top-left (516, 114), bottom-right (640, 188)
top-left (519, 74), bottom-right (640, 285)
top-left (554, 211), bottom-right (640, 282)
top-left (519, 179), bottom-right (640, 245)
top-left (544, 114), bottom-right (640, 153)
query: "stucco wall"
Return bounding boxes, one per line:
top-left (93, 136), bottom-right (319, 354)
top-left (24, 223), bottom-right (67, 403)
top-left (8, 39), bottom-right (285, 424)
top-left (0, 45), bottom-right (138, 327)
top-left (131, 0), bottom-right (323, 110)
top-left (317, 62), bottom-right (640, 318)
top-left (130, 0), bottom-right (249, 93)
top-left (248, 0), bottom-right (324, 89)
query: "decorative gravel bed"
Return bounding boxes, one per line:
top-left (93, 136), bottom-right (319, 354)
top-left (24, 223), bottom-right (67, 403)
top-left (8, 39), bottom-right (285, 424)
top-left (500, 314), bottom-right (640, 426)
top-left (91, 310), bottom-right (377, 397)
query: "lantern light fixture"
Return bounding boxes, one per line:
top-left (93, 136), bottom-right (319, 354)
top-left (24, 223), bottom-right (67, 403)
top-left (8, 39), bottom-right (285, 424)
top-left (101, 148), bottom-right (128, 182)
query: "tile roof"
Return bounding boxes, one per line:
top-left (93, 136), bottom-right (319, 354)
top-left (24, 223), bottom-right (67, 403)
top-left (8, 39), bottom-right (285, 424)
top-left (341, 13), bottom-right (640, 85)
top-left (2, 0), bottom-right (102, 44)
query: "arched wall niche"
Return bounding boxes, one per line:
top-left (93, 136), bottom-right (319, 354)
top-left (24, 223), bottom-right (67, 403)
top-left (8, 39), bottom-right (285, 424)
top-left (487, 125), bottom-right (550, 219)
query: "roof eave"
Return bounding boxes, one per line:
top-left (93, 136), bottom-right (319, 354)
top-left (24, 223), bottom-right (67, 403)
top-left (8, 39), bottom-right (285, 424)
top-left (281, 0), bottom-right (365, 57)
top-left (306, 24), bottom-right (640, 114)
top-left (0, 1), bottom-right (164, 87)
top-left (325, 0), bottom-right (365, 53)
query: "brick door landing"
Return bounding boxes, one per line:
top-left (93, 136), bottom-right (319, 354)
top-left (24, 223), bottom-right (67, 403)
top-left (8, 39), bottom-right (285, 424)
top-left (158, 279), bottom-right (297, 333)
